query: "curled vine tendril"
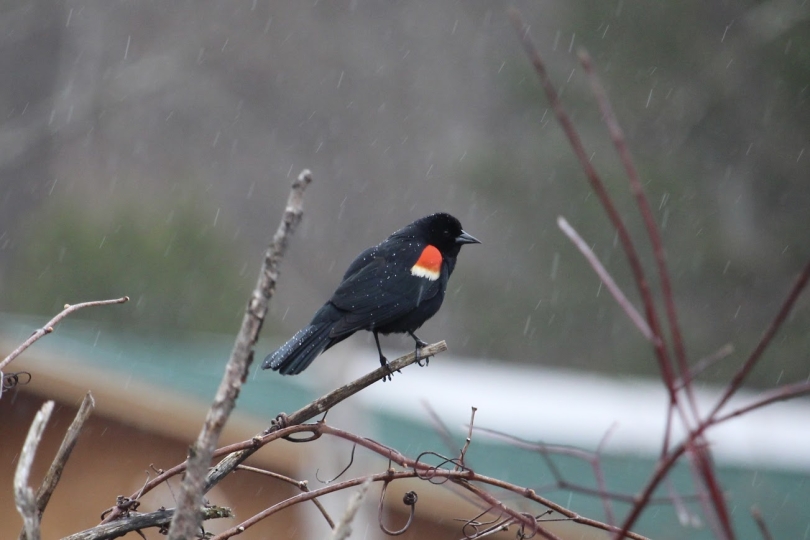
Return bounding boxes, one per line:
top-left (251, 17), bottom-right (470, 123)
top-left (414, 450), bottom-right (472, 484)
top-left (2, 371), bottom-right (31, 391)
top-left (378, 481), bottom-right (417, 536)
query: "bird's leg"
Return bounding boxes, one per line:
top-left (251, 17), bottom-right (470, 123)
top-left (408, 331), bottom-right (430, 366)
top-left (374, 330), bottom-right (398, 381)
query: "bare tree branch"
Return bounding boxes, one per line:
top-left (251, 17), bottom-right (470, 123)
top-left (710, 259), bottom-right (810, 418)
top-left (203, 340), bottom-right (448, 492)
top-left (457, 406), bottom-right (477, 469)
top-left (506, 8), bottom-right (686, 435)
top-left (0, 297), bottom-right (129, 377)
top-left (332, 480), bottom-right (371, 540)
top-left (557, 216), bottom-right (654, 342)
top-left (578, 50), bottom-right (698, 422)
top-left (714, 380), bottom-right (810, 424)
top-left (167, 169), bottom-right (312, 539)
top-left (15, 401), bottom-right (55, 540)
top-left (236, 465), bottom-right (335, 528)
top-left (751, 506), bottom-right (774, 540)
top-left (62, 506), bottom-right (233, 540)
top-left (20, 393), bottom-right (95, 540)
top-left (675, 344), bottom-right (735, 390)
top-left (97, 341), bottom-right (448, 525)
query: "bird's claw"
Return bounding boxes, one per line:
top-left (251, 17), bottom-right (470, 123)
top-left (414, 341), bottom-right (430, 367)
top-left (379, 357), bottom-right (402, 382)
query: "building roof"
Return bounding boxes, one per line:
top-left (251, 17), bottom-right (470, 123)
top-left (3, 312), bottom-right (810, 539)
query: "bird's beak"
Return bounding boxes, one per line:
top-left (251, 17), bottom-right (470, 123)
top-left (455, 230), bottom-right (481, 245)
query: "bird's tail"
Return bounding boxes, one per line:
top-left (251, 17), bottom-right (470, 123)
top-left (262, 320), bottom-right (336, 375)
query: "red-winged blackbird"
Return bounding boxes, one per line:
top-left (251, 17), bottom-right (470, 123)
top-left (262, 212), bottom-right (479, 376)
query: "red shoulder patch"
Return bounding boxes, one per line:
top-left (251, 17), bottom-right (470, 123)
top-left (411, 245), bottom-right (442, 280)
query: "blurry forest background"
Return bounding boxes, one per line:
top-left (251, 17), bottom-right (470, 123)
top-left (1, 0), bottom-right (808, 386)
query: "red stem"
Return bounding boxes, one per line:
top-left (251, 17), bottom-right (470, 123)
top-left (710, 259), bottom-right (810, 418)
top-left (507, 9), bottom-right (682, 416)
top-left (578, 50), bottom-right (699, 425)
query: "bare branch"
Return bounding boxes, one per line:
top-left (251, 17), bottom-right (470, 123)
top-left (594, 424), bottom-right (618, 526)
top-left (206, 422), bottom-right (650, 540)
top-left (557, 216), bottom-right (654, 342)
top-left (236, 465), bottom-right (335, 529)
top-left (675, 344), bottom-right (735, 390)
top-left (167, 169), bottom-right (312, 539)
top-left (457, 406), bottom-right (477, 469)
top-left (202, 340), bottom-right (447, 493)
top-left (101, 342), bottom-right (448, 522)
top-left (507, 8), bottom-right (683, 425)
top-left (751, 506), bottom-right (774, 540)
top-left (322, 423), bottom-right (651, 540)
top-left (578, 50), bottom-right (698, 423)
top-left (15, 401), bottom-right (55, 540)
top-left (62, 506), bottom-right (233, 540)
top-left (714, 380), bottom-right (810, 424)
top-left (710, 259), bottom-right (810, 418)
top-left (0, 297), bottom-right (129, 375)
top-left (19, 393), bottom-right (95, 540)
top-left (333, 480), bottom-right (372, 540)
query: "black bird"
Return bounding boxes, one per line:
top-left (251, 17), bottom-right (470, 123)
top-left (262, 212), bottom-right (479, 376)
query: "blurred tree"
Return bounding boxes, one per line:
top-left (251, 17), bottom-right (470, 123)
top-left (3, 199), bottom-right (253, 336)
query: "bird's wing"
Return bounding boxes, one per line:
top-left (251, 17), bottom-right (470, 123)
top-left (327, 249), bottom-right (442, 337)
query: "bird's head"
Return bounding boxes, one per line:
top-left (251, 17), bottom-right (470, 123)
top-left (412, 212), bottom-right (480, 258)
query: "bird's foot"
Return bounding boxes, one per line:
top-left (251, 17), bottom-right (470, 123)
top-left (414, 339), bottom-right (430, 367)
top-left (379, 356), bottom-right (401, 382)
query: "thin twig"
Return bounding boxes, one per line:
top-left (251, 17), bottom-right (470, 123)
top-left (618, 375), bottom-right (810, 540)
top-left (317, 444), bottom-right (357, 484)
top-left (167, 169), bottom-right (312, 539)
top-left (751, 506), bottom-right (774, 540)
top-left (710, 259), bottom-right (810, 418)
top-left (333, 480), bottom-right (372, 540)
top-left (667, 479), bottom-right (701, 528)
top-left (236, 465), bottom-right (335, 529)
top-left (457, 406), bottom-right (477, 469)
top-left (613, 417), bottom-right (719, 540)
top-left (714, 380), bottom-right (810, 424)
top-left (675, 344), bottom-right (735, 390)
top-left (507, 9), bottom-right (683, 421)
top-left (14, 401), bottom-right (55, 540)
top-left (557, 217), bottom-right (654, 341)
top-left (686, 443), bottom-right (729, 540)
top-left (578, 50), bottom-right (697, 422)
top-left (0, 297), bottom-right (129, 374)
top-left (98, 420), bottom-right (318, 525)
top-left (594, 424), bottom-right (617, 526)
top-left (19, 393), bottom-right (95, 540)
top-left (477, 425), bottom-right (694, 505)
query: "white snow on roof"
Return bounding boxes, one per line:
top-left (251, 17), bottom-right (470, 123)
top-left (341, 352), bottom-right (810, 471)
